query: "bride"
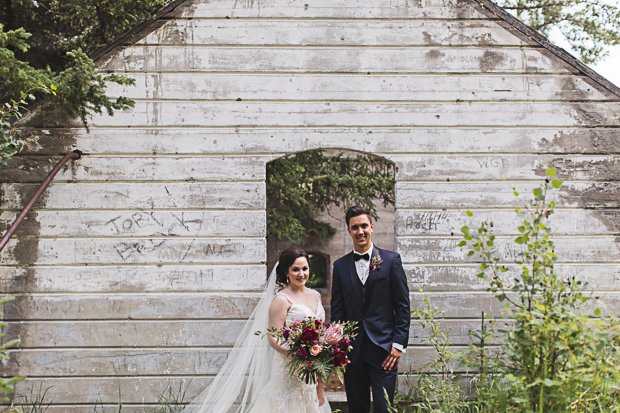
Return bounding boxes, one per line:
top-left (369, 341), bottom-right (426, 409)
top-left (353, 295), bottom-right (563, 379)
top-left (182, 248), bottom-right (332, 413)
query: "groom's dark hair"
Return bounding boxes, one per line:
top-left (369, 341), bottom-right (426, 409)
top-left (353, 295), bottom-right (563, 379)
top-left (345, 206), bottom-right (373, 228)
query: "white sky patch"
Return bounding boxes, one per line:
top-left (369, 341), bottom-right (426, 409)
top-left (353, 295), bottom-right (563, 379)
top-left (546, 11), bottom-right (620, 88)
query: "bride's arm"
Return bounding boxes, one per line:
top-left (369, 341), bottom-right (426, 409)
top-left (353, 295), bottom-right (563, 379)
top-left (268, 294), bottom-right (292, 357)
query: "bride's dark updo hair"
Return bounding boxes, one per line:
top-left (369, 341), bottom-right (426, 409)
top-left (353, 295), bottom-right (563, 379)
top-left (274, 248), bottom-right (309, 290)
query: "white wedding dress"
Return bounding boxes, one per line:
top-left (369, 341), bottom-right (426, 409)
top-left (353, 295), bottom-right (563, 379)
top-left (249, 290), bottom-right (332, 413)
top-left (181, 267), bottom-right (332, 413)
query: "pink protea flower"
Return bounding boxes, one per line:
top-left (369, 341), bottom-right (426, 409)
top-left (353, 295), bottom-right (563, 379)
top-left (310, 344), bottom-right (322, 356)
top-left (324, 324), bottom-right (344, 345)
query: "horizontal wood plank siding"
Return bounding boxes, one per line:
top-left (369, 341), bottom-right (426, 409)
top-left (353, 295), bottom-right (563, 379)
top-left (3, 0), bottom-right (620, 409)
top-left (104, 73), bottom-right (612, 101)
top-left (16, 128), bottom-right (620, 155)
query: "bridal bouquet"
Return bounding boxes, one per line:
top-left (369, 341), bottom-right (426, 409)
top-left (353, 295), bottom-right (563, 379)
top-left (257, 319), bottom-right (357, 385)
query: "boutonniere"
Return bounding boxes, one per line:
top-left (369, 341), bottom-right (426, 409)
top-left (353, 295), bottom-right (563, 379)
top-left (369, 255), bottom-right (383, 271)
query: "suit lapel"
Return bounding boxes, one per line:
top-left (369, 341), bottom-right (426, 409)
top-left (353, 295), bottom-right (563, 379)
top-left (363, 246), bottom-right (380, 314)
top-left (348, 253), bottom-right (363, 311)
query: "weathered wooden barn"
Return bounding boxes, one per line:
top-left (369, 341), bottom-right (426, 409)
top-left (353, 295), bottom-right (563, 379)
top-left (1, 0), bottom-right (620, 410)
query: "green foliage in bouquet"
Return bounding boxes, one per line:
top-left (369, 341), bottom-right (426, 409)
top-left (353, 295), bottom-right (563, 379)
top-left (0, 296), bottom-right (25, 402)
top-left (460, 168), bottom-right (620, 413)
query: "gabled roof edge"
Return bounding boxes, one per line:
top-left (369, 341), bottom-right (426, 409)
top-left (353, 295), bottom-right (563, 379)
top-left (475, 0), bottom-right (620, 99)
top-left (90, 0), bottom-right (190, 64)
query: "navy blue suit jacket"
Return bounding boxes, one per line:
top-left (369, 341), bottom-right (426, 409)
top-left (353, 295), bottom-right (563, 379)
top-left (330, 246), bottom-right (410, 364)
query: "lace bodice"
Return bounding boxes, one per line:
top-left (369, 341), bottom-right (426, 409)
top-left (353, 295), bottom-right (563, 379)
top-left (277, 290), bottom-right (326, 326)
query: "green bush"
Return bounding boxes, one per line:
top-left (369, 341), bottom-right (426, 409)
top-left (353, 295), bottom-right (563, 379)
top-left (393, 169), bottom-right (620, 412)
top-left (460, 168), bottom-right (620, 413)
top-left (0, 296), bottom-right (25, 403)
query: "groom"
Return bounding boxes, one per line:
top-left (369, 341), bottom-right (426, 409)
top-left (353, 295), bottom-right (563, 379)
top-left (331, 206), bottom-right (411, 413)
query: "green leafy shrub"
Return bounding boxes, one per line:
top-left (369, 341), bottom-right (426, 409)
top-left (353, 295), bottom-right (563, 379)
top-left (0, 296), bottom-right (26, 403)
top-left (460, 168), bottom-right (620, 412)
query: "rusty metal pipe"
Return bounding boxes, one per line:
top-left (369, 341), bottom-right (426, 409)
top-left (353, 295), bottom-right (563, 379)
top-left (0, 150), bottom-right (82, 253)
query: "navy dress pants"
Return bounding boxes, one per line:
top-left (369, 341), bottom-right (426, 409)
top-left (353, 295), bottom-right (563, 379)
top-left (344, 335), bottom-right (398, 413)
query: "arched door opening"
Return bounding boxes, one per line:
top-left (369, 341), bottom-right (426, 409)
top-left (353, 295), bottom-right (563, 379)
top-left (265, 149), bottom-right (396, 320)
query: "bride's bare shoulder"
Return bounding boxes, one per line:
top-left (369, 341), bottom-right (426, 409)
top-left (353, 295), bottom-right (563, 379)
top-left (270, 291), bottom-right (292, 308)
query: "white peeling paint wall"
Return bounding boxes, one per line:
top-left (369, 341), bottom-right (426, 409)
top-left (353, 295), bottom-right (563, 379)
top-left (1, 0), bottom-right (620, 410)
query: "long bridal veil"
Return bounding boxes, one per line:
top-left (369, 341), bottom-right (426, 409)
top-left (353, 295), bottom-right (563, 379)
top-left (181, 266), bottom-right (279, 413)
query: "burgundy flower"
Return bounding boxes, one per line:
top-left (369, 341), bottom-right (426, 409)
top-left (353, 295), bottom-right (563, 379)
top-left (338, 339), bottom-right (350, 351)
top-left (331, 350), bottom-right (347, 366)
top-left (297, 348), bottom-right (307, 359)
top-left (282, 329), bottom-right (290, 340)
top-left (300, 327), bottom-right (319, 344)
top-left (314, 319), bottom-right (322, 328)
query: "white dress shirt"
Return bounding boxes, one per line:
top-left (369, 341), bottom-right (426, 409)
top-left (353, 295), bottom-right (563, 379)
top-left (352, 243), bottom-right (405, 354)
top-left (353, 242), bottom-right (373, 285)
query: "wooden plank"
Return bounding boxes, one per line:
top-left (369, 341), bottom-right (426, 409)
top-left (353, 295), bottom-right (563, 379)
top-left (6, 153), bottom-right (619, 184)
top-left (8, 375), bottom-right (470, 407)
top-left (0, 155), bottom-right (271, 183)
top-left (396, 236), bottom-right (620, 264)
top-left (88, 101), bottom-right (620, 128)
top-left (105, 73), bottom-right (611, 102)
top-left (137, 20), bottom-right (528, 46)
top-left (395, 209), bottom-right (620, 236)
top-left (6, 320), bottom-right (246, 348)
top-left (390, 154), bottom-right (620, 181)
top-left (0, 182), bottom-right (265, 210)
top-left (404, 264), bottom-right (620, 291)
top-left (4, 346), bottom-right (462, 376)
top-left (0, 238), bottom-right (266, 265)
top-left (13, 376), bottom-right (210, 405)
top-left (2, 262), bottom-right (616, 295)
top-left (6, 235), bottom-right (615, 266)
top-left (1, 293), bottom-right (261, 321)
top-left (99, 47), bottom-right (575, 74)
top-left (0, 265), bottom-right (267, 293)
top-left (4, 318), bottom-right (503, 348)
top-left (17, 127), bottom-right (620, 156)
top-left (170, 0), bottom-right (489, 19)
top-left (0, 210), bottom-right (266, 237)
top-left (3, 291), bottom-right (617, 321)
top-left (396, 181), bottom-right (620, 209)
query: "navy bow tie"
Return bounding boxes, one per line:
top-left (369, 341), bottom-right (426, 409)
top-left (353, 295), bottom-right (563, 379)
top-left (354, 253), bottom-right (370, 261)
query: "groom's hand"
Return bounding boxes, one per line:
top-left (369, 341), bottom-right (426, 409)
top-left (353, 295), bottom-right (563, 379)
top-left (382, 347), bottom-right (402, 371)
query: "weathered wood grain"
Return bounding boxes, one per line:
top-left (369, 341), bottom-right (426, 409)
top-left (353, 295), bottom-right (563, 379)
top-left (404, 264), bottom-right (620, 291)
top-left (18, 127), bottom-right (620, 156)
top-left (0, 265), bottom-right (267, 293)
top-left (3, 346), bottom-right (462, 376)
top-left (0, 182), bottom-right (265, 210)
top-left (396, 209), bottom-right (620, 236)
top-left (0, 238), bottom-right (266, 265)
top-left (99, 46), bottom-right (575, 74)
top-left (6, 320), bottom-right (246, 348)
top-left (137, 20), bottom-right (528, 46)
top-left (7, 153), bottom-right (618, 183)
top-left (88, 101), bottom-right (620, 128)
top-left (0, 156), bottom-right (271, 183)
top-left (4, 318), bottom-right (505, 348)
top-left (105, 73), bottom-right (611, 101)
top-left (396, 181), bottom-right (620, 209)
top-left (390, 154), bottom-right (620, 181)
top-left (13, 376), bottom-right (210, 405)
top-left (170, 0), bottom-right (488, 19)
top-left (2, 263), bottom-right (616, 294)
top-left (0, 210), bottom-right (266, 237)
top-left (397, 236), bottom-right (620, 263)
top-left (6, 375), bottom-right (471, 406)
top-left (408, 292), bottom-right (620, 318)
top-left (3, 292), bottom-right (617, 321)
top-left (1, 293), bottom-right (261, 321)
